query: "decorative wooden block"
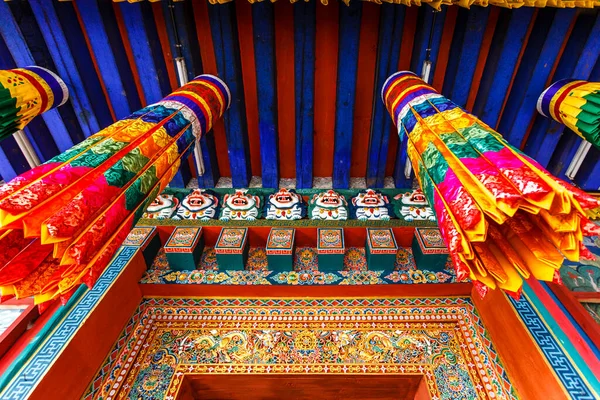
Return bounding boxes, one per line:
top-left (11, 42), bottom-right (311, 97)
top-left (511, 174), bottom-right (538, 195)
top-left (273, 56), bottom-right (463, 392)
top-left (164, 227), bottom-right (204, 272)
top-left (122, 226), bottom-right (161, 268)
top-left (266, 228), bottom-right (295, 272)
top-left (215, 228), bottom-right (249, 271)
top-left (412, 227), bottom-right (449, 272)
top-left (317, 228), bottom-right (345, 272)
top-left (365, 228), bottom-right (398, 271)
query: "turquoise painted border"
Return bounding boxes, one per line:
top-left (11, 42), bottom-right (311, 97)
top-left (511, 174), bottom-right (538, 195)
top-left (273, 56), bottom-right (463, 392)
top-left (522, 282), bottom-right (600, 395)
top-left (508, 282), bottom-right (599, 400)
top-left (0, 246), bottom-right (138, 400)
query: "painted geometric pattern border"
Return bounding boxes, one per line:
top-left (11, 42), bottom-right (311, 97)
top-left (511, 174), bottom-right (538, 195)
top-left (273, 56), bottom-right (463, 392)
top-left (85, 297), bottom-right (518, 400)
top-left (0, 246), bottom-right (138, 400)
top-left (140, 247), bottom-right (458, 285)
top-left (508, 295), bottom-right (596, 400)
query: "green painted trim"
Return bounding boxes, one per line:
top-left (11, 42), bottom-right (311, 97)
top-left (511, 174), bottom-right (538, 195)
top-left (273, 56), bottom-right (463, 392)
top-left (138, 217), bottom-right (436, 228)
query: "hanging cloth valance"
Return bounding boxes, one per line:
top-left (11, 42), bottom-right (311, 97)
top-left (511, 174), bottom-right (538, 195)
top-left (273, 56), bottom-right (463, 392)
top-left (0, 74), bottom-right (230, 306)
top-left (0, 66), bottom-right (67, 141)
top-left (382, 71), bottom-right (600, 297)
top-left (538, 79), bottom-right (600, 150)
top-left (63, 0), bottom-right (600, 10)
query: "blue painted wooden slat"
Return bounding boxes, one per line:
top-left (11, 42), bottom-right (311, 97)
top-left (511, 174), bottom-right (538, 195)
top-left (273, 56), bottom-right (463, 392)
top-left (162, 0), bottom-right (204, 81)
top-left (29, 0), bottom-right (101, 137)
top-left (293, 0), bottom-right (316, 189)
top-left (366, 3), bottom-right (404, 188)
top-left (576, 147), bottom-right (600, 190)
top-left (474, 8), bottom-right (534, 126)
top-left (53, 1), bottom-right (113, 129)
top-left (196, 132), bottom-right (220, 188)
top-left (394, 7), bottom-right (446, 189)
top-left (0, 136), bottom-right (30, 177)
top-left (252, 1), bottom-right (279, 189)
top-left (119, 2), bottom-right (166, 104)
top-left (441, 8), bottom-right (468, 98)
top-left (449, 7), bottom-right (490, 107)
top-left (410, 8), bottom-right (447, 81)
top-left (208, 2), bottom-right (251, 188)
top-left (0, 146), bottom-right (17, 182)
top-left (120, 1), bottom-right (190, 187)
top-left (98, 1), bottom-right (141, 112)
top-left (75, 0), bottom-right (132, 120)
top-left (332, 0), bottom-right (362, 189)
top-left (527, 13), bottom-right (600, 167)
top-left (499, 8), bottom-right (576, 147)
top-left (0, 1), bottom-right (73, 152)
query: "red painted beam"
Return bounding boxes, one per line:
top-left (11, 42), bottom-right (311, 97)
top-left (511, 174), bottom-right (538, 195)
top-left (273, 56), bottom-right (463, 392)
top-left (471, 286), bottom-right (568, 400)
top-left (313, 2), bottom-right (339, 178)
top-left (151, 2), bottom-right (179, 92)
top-left (236, 0), bottom-right (262, 178)
top-left (386, 6), bottom-right (419, 178)
top-left (113, 2), bottom-right (146, 106)
top-left (527, 278), bottom-right (600, 376)
top-left (29, 253), bottom-right (147, 400)
top-left (466, 7), bottom-right (499, 112)
top-left (192, 0), bottom-right (231, 178)
top-left (547, 283), bottom-right (600, 351)
top-left (351, 3), bottom-right (380, 179)
top-left (495, 9), bottom-right (538, 131)
top-left (73, 2), bottom-right (117, 122)
top-left (432, 6), bottom-right (458, 92)
top-left (275, 1), bottom-right (296, 179)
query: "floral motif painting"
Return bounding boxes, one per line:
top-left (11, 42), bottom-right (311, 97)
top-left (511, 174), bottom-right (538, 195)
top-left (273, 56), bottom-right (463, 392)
top-left (84, 297), bottom-right (516, 400)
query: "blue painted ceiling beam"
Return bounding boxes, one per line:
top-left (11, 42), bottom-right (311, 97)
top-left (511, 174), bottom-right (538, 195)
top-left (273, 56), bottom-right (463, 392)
top-left (208, 1), bottom-right (252, 188)
top-left (499, 8), bottom-right (576, 148)
top-left (118, 1), bottom-right (169, 104)
top-left (29, 0), bottom-right (101, 137)
top-left (252, 1), bottom-right (279, 189)
top-left (293, 0), bottom-right (317, 189)
top-left (75, 0), bottom-right (133, 120)
top-left (473, 8), bottom-right (535, 128)
top-left (448, 6), bottom-right (490, 107)
top-left (366, 3), bottom-right (404, 188)
top-left (332, 0), bottom-right (362, 189)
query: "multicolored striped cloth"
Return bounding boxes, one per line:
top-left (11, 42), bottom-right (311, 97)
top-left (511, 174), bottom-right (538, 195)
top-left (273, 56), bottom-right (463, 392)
top-left (0, 66), bottom-right (68, 141)
top-left (0, 74), bottom-right (230, 305)
top-left (382, 71), bottom-right (600, 297)
top-left (538, 79), bottom-right (600, 150)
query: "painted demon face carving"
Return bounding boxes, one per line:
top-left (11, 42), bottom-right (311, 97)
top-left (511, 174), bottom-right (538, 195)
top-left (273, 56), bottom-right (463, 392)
top-left (396, 189), bottom-right (428, 206)
top-left (352, 189), bottom-right (387, 207)
top-left (143, 193), bottom-right (179, 219)
top-left (314, 190), bottom-right (346, 208)
top-left (182, 189), bottom-right (218, 211)
top-left (225, 190), bottom-right (258, 210)
top-left (269, 188), bottom-right (300, 207)
top-left (150, 194), bottom-right (173, 208)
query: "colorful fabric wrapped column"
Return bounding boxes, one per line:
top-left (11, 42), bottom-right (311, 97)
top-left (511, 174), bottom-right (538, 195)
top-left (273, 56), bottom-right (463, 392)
top-left (537, 79), bottom-right (600, 150)
top-left (0, 66), bottom-right (68, 141)
top-left (0, 74), bottom-right (230, 304)
top-left (382, 71), bottom-right (600, 296)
